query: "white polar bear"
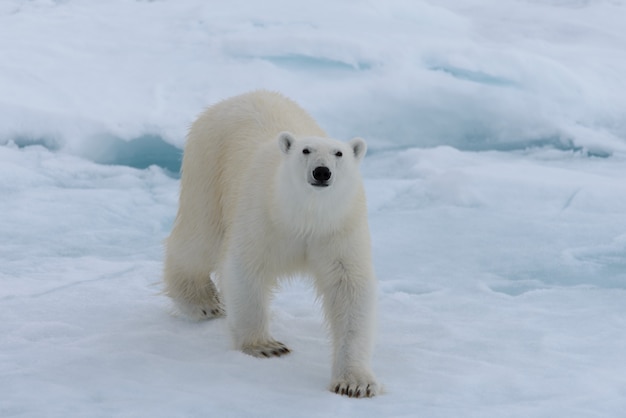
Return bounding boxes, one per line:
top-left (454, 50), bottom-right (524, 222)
top-left (164, 90), bottom-right (380, 398)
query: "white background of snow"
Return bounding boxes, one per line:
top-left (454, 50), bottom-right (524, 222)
top-left (1, 1), bottom-right (626, 417)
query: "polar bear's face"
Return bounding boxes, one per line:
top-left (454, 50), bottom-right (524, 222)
top-left (278, 132), bottom-right (367, 191)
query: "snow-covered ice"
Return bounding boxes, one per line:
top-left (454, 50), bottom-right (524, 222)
top-left (1, 1), bottom-right (625, 417)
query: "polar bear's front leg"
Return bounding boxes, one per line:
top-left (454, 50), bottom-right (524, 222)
top-left (314, 257), bottom-right (381, 398)
top-left (221, 254), bottom-right (290, 358)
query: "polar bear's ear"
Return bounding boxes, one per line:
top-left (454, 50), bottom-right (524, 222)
top-left (349, 137), bottom-right (367, 162)
top-left (278, 132), bottom-right (296, 154)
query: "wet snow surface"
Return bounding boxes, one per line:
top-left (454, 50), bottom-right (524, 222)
top-left (1, 1), bottom-right (625, 417)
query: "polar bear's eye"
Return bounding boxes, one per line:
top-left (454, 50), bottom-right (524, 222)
top-left (335, 151), bottom-right (343, 157)
top-left (302, 148), bottom-right (311, 155)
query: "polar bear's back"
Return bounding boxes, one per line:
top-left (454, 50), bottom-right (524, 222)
top-left (184, 90), bottom-right (325, 176)
top-left (193, 90), bottom-right (326, 145)
top-left (172, 91), bottom-right (326, 267)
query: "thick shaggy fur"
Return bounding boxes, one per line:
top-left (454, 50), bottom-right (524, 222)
top-left (164, 90), bottom-right (380, 397)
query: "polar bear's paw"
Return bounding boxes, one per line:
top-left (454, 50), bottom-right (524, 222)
top-left (242, 340), bottom-right (291, 358)
top-left (167, 276), bottom-right (225, 321)
top-left (331, 372), bottom-right (381, 398)
top-left (176, 299), bottom-right (225, 321)
top-left (197, 303), bottom-right (226, 319)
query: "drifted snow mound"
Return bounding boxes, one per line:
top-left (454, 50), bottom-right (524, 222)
top-left (1, 0), bottom-right (626, 165)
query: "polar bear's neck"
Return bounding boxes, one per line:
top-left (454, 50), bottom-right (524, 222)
top-left (272, 174), bottom-right (365, 238)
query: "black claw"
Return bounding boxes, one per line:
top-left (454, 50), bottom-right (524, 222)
top-left (261, 351), bottom-right (269, 358)
top-left (366, 384), bottom-right (371, 397)
top-left (341, 387), bottom-right (347, 396)
top-left (334, 384), bottom-right (340, 393)
top-left (348, 388), bottom-right (354, 397)
top-left (201, 309), bottom-right (207, 315)
top-left (355, 389), bottom-right (361, 398)
top-left (272, 350), bottom-right (280, 356)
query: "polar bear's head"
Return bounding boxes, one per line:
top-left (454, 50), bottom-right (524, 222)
top-left (277, 132), bottom-right (367, 191)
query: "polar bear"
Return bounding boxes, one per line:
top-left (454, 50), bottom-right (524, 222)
top-left (164, 90), bottom-right (380, 398)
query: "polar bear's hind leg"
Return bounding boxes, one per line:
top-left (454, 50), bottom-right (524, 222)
top-left (163, 260), bottom-right (225, 320)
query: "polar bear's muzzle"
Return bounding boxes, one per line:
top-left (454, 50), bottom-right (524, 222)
top-left (310, 166), bottom-right (331, 187)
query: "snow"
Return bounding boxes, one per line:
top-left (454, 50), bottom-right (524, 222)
top-left (1, 0), bottom-right (625, 416)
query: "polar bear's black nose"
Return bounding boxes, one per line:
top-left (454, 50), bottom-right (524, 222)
top-left (312, 166), bottom-right (331, 182)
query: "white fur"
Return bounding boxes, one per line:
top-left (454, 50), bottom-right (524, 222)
top-left (164, 90), bottom-right (380, 398)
